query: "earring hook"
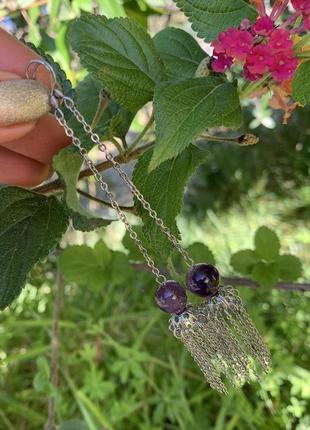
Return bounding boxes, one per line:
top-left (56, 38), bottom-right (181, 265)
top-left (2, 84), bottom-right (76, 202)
top-left (25, 59), bottom-right (57, 93)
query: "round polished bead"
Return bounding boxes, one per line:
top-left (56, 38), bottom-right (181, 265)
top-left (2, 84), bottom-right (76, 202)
top-left (187, 263), bottom-right (220, 297)
top-left (155, 281), bottom-right (187, 315)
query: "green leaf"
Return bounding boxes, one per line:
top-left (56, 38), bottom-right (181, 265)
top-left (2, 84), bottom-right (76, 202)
top-left (254, 226), bottom-right (280, 262)
top-left (59, 245), bottom-right (105, 285)
top-left (277, 254), bottom-right (302, 282)
top-left (175, 0), bottom-right (257, 41)
top-left (230, 249), bottom-right (260, 275)
top-left (59, 243), bottom-right (131, 287)
top-left (123, 226), bottom-right (145, 262)
top-left (292, 60), bottom-right (310, 105)
top-left (53, 150), bottom-right (112, 232)
top-left (70, 13), bottom-right (166, 112)
top-left (75, 75), bottom-right (134, 146)
top-left (252, 262), bottom-right (280, 289)
top-left (153, 27), bottom-right (206, 80)
top-left (132, 145), bottom-right (208, 260)
top-left (59, 420), bottom-right (88, 430)
top-left (0, 187), bottom-right (68, 310)
top-left (187, 243), bottom-right (215, 265)
top-left (150, 77), bottom-right (242, 170)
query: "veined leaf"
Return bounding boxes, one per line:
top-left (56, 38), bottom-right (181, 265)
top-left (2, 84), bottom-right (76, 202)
top-left (132, 145), bottom-right (208, 260)
top-left (0, 187), bottom-right (68, 310)
top-left (70, 13), bottom-right (166, 112)
top-left (153, 27), bottom-right (206, 79)
top-left (53, 150), bottom-right (113, 232)
top-left (292, 60), bottom-right (310, 105)
top-left (150, 77), bottom-right (242, 170)
top-left (175, 0), bottom-right (257, 41)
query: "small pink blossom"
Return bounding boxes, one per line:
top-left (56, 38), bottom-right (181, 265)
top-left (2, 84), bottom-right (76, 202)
top-left (239, 18), bottom-right (252, 31)
top-left (211, 53), bottom-right (234, 73)
top-left (291, 0), bottom-right (310, 14)
top-left (304, 14), bottom-right (310, 30)
top-left (270, 51), bottom-right (298, 81)
top-left (243, 65), bottom-right (263, 81)
top-left (252, 16), bottom-right (274, 36)
top-left (211, 28), bottom-right (254, 61)
top-left (268, 28), bottom-right (293, 52)
top-left (245, 45), bottom-right (273, 74)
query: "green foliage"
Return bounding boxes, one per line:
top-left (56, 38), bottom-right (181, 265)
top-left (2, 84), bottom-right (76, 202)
top-left (231, 226), bottom-right (303, 288)
top-left (254, 226), bottom-right (280, 262)
top-left (75, 75), bottom-right (134, 146)
top-left (150, 77), bottom-right (242, 170)
top-left (187, 242), bottom-right (215, 265)
top-left (153, 27), bottom-right (206, 79)
top-left (69, 13), bottom-right (166, 112)
top-left (53, 150), bottom-right (111, 231)
top-left (175, 0), bottom-right (257, 41)
top-left (133, 146), bottom-right (208, 260)
top-left (59, 241), bottom-right (132, 287)
top-left (0, 187), bottom-right (68, 310)
top-left (59, 421), bottom-right (88, 430)
top-left (292, 60), bottom-right (310, 105)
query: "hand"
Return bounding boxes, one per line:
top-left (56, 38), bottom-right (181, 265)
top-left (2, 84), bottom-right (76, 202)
top-left (0, 28), bottom-right (71, 187)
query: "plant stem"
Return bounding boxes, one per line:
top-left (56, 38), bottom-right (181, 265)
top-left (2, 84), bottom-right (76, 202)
top-left (111, 136), bottom-right (124, 154)
top-left (34, 141), bottom-right (155, 195)
top-left (239, 74), bottom-right (271, 100)
top-left (128, 113), bottom-right (155, 155)
top-left (44, 271), bottom-right (62, 430)
top-left (77, 188), bottom-right (136, 214)
top-left (90, 89), bottom-right (110, 129)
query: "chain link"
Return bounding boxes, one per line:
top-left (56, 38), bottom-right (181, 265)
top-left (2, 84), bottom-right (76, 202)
top-left (54, 108), bottom-right (166, 285)
top-left (61, 97), bottom-right (194, 267)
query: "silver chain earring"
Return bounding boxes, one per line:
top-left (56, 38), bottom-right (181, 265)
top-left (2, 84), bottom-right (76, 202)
top-left (25, 59), bottom-right (271, 394)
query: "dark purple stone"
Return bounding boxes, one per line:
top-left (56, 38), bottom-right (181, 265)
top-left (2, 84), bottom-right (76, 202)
top-left (187, 264), bottom-right (220, 297)
top-left (155, 281), bottom-right (187, 315)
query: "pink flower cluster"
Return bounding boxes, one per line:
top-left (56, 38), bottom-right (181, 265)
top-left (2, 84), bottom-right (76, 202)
top-left (210, 0), bottom-right (309, 82)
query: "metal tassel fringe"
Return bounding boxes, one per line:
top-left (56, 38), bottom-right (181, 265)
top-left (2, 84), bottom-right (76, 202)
top-left (169, 286), bottom-right (271, 394)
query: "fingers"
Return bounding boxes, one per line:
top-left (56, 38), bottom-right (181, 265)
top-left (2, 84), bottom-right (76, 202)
top-left (0, 146), bottom-right (50, 187)
top-left (0, 71), bottom-right (37, 142)
top-left (0, 28), bottom-right (53, 87)
top-left (0, 113), bottom-right (71, 164)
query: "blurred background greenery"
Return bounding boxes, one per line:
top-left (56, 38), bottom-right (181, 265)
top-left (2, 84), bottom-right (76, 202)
top-left (0, 1), bottom-right (309, 429)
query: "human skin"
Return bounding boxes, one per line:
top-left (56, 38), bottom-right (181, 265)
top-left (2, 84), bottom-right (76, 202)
top-left (0, 27), bottom-right (71, 187)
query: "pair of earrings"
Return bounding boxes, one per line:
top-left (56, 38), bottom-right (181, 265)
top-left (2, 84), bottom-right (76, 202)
top-left (21, 59), bottom-right (271, 394)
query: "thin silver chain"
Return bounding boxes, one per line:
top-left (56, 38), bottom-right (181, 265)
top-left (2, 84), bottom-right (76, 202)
top-left (54, 107), bottom-right (166, 285)
top-left (55, 93), bottom-right (194, 268)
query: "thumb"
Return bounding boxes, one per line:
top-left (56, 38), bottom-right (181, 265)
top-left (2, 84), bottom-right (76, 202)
top-left (0, 71), bottom-right (37, 144)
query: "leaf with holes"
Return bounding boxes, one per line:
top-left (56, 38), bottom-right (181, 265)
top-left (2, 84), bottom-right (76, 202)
top-left (70, 13), bottom-right (166, 112)
top-left (175, 0), bottom-right (257, 41)
top-left (150, 77), bottom-right (242, 170)
top-left (0, 187), bottom-right (68, 310)
top-left (153, 27), bottom-right (206, 79)
top-left (132, 145), bottom-right (208, 260)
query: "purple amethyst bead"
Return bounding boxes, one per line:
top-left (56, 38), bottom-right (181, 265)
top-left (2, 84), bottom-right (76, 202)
top-left (187, 263), bottom-right (220, 297)
top-left (155, 281), bottom-right (187, 315)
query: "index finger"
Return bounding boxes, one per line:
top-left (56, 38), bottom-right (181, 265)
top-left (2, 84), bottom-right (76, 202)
top-left (0, 27), bottom-right (53, 86)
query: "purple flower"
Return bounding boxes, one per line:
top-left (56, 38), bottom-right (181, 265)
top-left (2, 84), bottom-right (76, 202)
top-left (243, 65), bottom-right (263, 81)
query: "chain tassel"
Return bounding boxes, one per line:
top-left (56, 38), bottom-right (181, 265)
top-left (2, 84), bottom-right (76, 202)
top-left (169, 286), bottom-right (271, 394)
